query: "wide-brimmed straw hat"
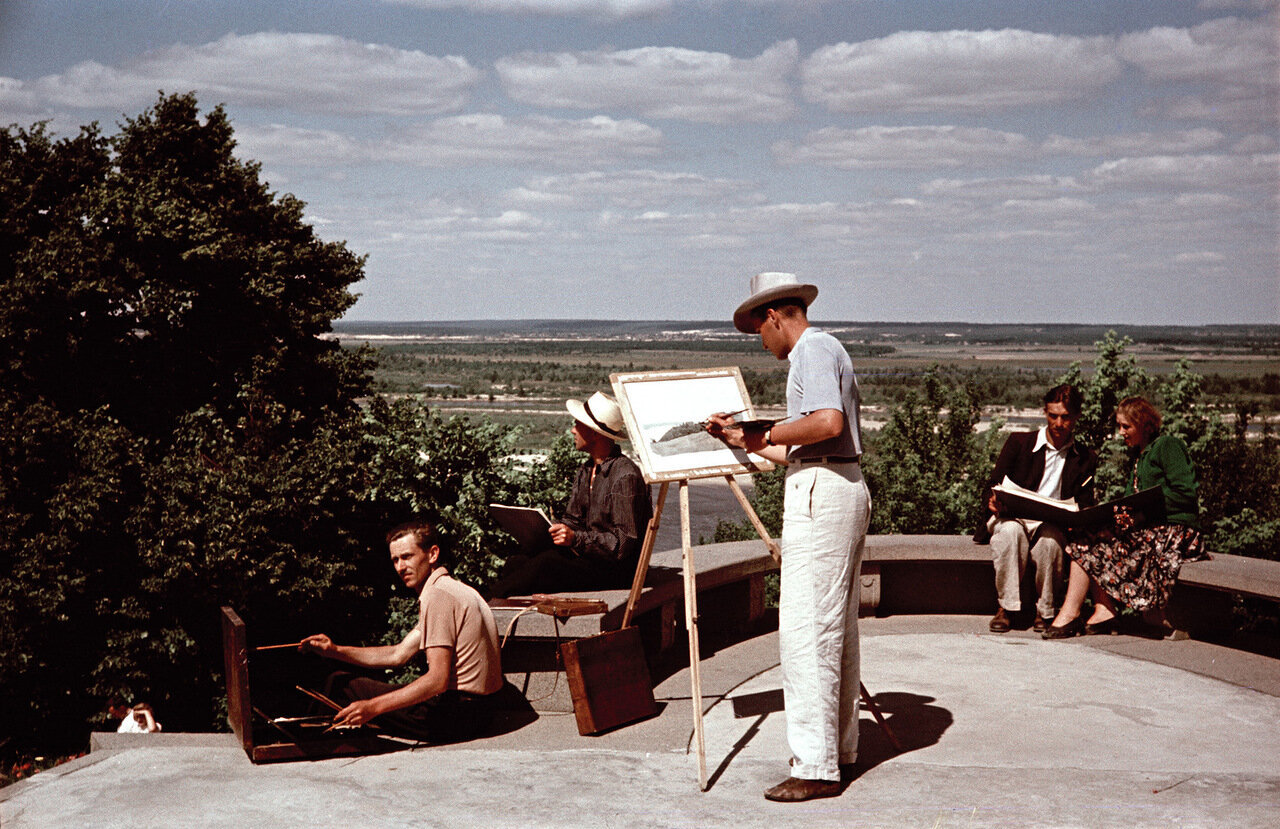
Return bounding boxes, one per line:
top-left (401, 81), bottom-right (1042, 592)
top-left (732, 271), bottom-right (819, 333)
top-left (566, 391), bottom-right (628, 441)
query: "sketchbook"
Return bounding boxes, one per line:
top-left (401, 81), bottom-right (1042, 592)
top-left (992, 477), bottom-right (1165, 530)
top-left (489, 503), bottom-right (553, 552)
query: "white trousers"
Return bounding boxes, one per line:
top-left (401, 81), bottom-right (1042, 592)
top-left (989, 519), bottom-right (1066, 620)
top-left (779, 461), bottom-right (871, 782)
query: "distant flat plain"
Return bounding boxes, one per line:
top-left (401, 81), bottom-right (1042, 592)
top-left (333, 321), bottom-right (1280, 451)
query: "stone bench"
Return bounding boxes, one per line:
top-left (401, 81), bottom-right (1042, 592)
top-left (496, 535), bottom-right (1278, 709)
top-left (1169, 552), bottom-right (1280, 635)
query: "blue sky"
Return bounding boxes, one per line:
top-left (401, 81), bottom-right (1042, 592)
top-left (1, 0), bottom-right (1276, 324)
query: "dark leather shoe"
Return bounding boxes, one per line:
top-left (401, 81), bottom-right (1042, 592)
top-left (764, 777), bottom-right (841, 802)
top-left (988, 608), bottom-right (1011, 633)
top-left (1042, 616), bottom-right (1085, 640)
top-left (1033, 614), bottom-right (1049, 633)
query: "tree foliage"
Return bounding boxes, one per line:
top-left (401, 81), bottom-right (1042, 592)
top-left (862, 369), bottom-right (1003, 534)
top-left (0, 95), bottom-right (584, 763)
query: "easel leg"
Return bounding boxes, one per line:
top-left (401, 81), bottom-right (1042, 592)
top-left (623, 481), bottom-right (669, 630)
top-left (724, 474), bottom-right (780, 564)
top-left (859, 682), bottom-right (902, 752)
top-left (680, 481), bottom-right (708, 790)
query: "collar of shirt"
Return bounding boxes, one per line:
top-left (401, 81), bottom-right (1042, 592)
top-left (1033, 426), bottom-right (1072, 458)
top-left (423, 566), bottom-right (449, 592)
top-left (786, 325), bottom-right (818, 361)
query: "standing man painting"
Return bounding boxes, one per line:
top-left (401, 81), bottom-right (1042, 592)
top-left (975, 384), bottom-right (1097, 633)
top-left (301, 520), bottom-right (503, 743)
top-left (707, 272), bottom-right (870, 803)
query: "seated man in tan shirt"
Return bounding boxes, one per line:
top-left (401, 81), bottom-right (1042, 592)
top-left (300, 519), bottom-right (503, 742)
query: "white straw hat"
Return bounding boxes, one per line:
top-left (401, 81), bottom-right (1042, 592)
top-left (565, 391), bottom-right (628, 441)
top-left (732, 272), bottom-right (818, 333)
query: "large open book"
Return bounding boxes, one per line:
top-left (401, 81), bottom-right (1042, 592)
top-left (992, 477), bottom-right (1166, 530)
top-left (488, 503), bottom-right (553, 553)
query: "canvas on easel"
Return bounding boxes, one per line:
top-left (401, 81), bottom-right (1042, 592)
top-left (612, 367), bottom-right (773, 483)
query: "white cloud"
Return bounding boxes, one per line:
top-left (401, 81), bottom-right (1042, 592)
top-left (1118, 16), bottom-right (1278, 126)
top-left (504, 169), bottom-right (759, 208)
top-left (1232, 134), bottom-right (1277, 153)
top-left (919, 176), bottom-right (1086, 201)
top-left (1041, 129), bottom-right (1226, 157)
top-left (1118, 16), bottom-right (1275, 84)
top-left (803, 29), bottom-right (1122, 113)
top-left (773, 126), bottom-right (1232, 170)
top-left (1174, 251), bottom-right (1227, 263)
top-left (996, 197), bottom-right (1096, 216)
top-left (378, 114), bottom-right (664, 166)
top-left (1086, 153), bottom-right (1280, 192)
top-left (235, 123), bottom-right (366, 166)
top-left (496, 40), bottom-right (798, 123)
top-left (23, 32), bottom-right (480, 117)
top-left (773, 125), bottom-right (1036, 169)
top-left (233, 114), bottom-right (664, 169)
top-left (382, 0), bottom-right (673, 17)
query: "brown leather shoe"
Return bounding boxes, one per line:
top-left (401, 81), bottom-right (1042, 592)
top-left (1033, 613), bottom-right (1048, 633)
top-left (763, 777), bottom-right (841, 802)
top-left (988, 608), bottom-right (1011, 633)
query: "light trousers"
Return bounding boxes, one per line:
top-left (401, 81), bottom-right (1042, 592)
top-left (779, 461), bottom-right (871, 782)
top-left (989, 519), bottom-right (1067, 620)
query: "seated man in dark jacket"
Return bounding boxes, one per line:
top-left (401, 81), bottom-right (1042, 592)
top-left (486, 391), bottom-right (652, 599)
top-left (976, 384), bottom-right (1097, 632)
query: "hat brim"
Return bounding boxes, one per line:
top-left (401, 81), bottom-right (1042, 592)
top-left (565, 398), bottom-right (627, 441)
top-left (733, 284), bottom-right (819, 333)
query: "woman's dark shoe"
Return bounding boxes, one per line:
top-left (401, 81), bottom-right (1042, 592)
top-left (1085, 616), bottom-right (1118, 636)
top-left (1042, 616), bottom-right (1085, 640)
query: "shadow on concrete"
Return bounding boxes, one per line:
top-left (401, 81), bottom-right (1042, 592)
top-left (703, 688), bottom-right (953, 790)
top-left (483, 682), bottom-right (542, 738)
top-left (844, 691), bottom-right (953, 784)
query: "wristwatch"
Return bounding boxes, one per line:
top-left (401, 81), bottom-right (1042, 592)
top-left (764, 427), bottom-right (774, 446)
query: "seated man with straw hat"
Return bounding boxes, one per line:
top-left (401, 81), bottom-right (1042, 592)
top-left (485, 391), bottom-right (653, 599)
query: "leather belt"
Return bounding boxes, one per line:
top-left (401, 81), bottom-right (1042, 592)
top-left (796, 456), bottom-right (860, 465)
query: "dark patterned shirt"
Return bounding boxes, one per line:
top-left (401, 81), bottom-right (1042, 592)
top-left (562, 444), bottom-right (653, 563)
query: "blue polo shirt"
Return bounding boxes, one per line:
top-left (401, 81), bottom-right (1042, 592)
top-left (785, 326), bottom-right (863, 462)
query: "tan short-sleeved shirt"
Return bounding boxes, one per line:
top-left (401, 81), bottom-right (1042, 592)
top-left (416, 567), bottom-right (502, 695)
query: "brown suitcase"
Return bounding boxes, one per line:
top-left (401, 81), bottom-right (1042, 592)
top-left (559, 626), bottom-right (658, 736)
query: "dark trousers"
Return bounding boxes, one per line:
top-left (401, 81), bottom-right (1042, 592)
top-left (323, 671), bottom-right (493, 743)
top-left (485, 547), bottom-right (634, 599)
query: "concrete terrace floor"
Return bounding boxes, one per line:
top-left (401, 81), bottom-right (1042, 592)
top-left (4, 614), bottom-right (1280, 828)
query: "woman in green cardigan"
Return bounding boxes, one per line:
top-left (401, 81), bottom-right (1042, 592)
top-left (1043, 396), bottom-right (1204, 639)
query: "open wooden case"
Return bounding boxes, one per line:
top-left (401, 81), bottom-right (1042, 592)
top-left (221, 606), bottom-right (405, 763)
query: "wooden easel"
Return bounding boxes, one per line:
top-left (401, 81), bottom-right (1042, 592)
top-left (621, 475), bottom-right (900, 790)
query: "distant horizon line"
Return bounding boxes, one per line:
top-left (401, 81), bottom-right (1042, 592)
top-left (334, 319), bottom-right (1279, 329)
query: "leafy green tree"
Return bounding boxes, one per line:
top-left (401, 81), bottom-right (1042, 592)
top-left (863, 369), bottom-right (1002, 534)
top-left (1057, 332), bottom-right (1149, 464)
top-left (2, 95), bottom-right (371, 440)
top-left (0, 93), bottom-right (373, 759)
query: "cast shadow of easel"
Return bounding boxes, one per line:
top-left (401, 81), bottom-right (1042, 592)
top-left (705, 688), bottom-right (953, 789)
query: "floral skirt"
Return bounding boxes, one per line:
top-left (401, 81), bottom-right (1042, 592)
top-left (1065, 524), bottom-right (1205, 611)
